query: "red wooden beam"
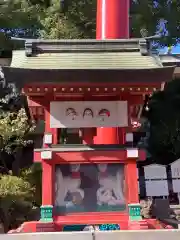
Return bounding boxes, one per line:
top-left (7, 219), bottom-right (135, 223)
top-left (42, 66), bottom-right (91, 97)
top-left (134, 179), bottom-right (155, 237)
top-left (34, 149), bottom-right (146, 163)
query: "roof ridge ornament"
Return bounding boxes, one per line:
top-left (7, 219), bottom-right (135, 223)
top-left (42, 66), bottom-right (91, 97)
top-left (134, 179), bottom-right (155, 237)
top-left (25, 41), bottom-right (33, 57)
top-left (139, 35), bottom-right (160, 56)
top-left (140, 29), bottom-right (148, 38)
top-left (139, 39), bottom-right (148, 56)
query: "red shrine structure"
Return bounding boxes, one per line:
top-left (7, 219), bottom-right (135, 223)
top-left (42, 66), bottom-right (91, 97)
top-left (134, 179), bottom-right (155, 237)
top-left (4, 0), bottom-right (175, 232)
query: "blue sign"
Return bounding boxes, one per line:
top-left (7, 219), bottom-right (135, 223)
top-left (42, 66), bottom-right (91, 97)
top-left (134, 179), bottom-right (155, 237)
top-left (63, 224), bottom-right (120, 232)
top-left (98, 224), bottom-right (120, 231)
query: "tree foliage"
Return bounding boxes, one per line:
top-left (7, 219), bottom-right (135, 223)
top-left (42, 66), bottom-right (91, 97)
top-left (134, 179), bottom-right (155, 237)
top-left (40, 0), bottom-right (180, 44)
top-left (142, 80), bottom-right (180, 165)
top-left (21, 164), bottom-right (42, 206)
top-left (0, 174), bottom-right (34, 201)
top-left (0, 81), bottom-right (38, 231)
top-left (40, 13), bottom-right (83, 39)
top-left (0, 108), bottom-right (35, 154)
top-left (0, 173), bottom-right (34, 232)
top-left (0, 80), bottom-right (35, 175)
top-left (131, 0), bottom-right (180, 46)
top-left (0, 165), bottom-right (42, 232)
top-left (0, 82), bottom-right (35, 154)
top-left (61, 0), bottom-right (96, 38)
top-left (0, 0), bottom-right (180, 45)
top-left (0, 0), bottom-right (42, 37)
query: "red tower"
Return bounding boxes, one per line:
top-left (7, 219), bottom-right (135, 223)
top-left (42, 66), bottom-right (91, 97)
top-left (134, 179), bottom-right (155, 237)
top-left (96, 0), bottom-right (129, 39)
top-left (4, 0), bottom-right (174, 233)
top-left (95, 0), bottom-right (130, 146)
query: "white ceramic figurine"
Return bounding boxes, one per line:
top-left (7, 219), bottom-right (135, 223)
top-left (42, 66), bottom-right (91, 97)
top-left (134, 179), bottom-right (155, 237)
top-left (97, 164), bottom-right (124, 206)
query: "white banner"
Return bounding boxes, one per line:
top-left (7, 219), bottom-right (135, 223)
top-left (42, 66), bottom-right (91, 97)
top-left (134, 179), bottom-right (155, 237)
top-left (50, 101), bottom-right (128, 128)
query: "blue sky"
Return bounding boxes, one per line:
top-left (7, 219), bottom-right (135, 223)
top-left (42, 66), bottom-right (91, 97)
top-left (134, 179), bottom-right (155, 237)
top-left (159, 44), bottom-right (180, 54)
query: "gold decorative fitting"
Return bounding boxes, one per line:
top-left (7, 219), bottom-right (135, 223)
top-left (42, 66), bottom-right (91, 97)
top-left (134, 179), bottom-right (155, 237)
top-left (53, 88), bottom-right (57, 92)
top-left (29, 88), bottom-right (32, 92)
top-left (79, 88), bottom-right (82, 91)
top-left (70, 88), bottom-right (74, 91)
top-left (96, 88), bottom-right (99, 91)
top-left (44, 88), bottom-right (48, 92)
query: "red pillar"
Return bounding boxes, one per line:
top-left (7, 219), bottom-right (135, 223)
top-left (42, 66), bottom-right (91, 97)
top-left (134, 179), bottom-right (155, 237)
top-left (42, 161), bottom-right (54, 205)
top-left (96, 0), bottom-right (129, 39)
top-left (82, 128), bottom-right (94, 144)
top-left (96, 0), bottom-right (129, 144)
top-left (94, 127), bottom-right (119, 144)
top-left (42, 102), bottom-right (55, 206)
top-left (118, 128), bottom-right (125, 145)
top-left (125, 161), bottom-right (139, 203)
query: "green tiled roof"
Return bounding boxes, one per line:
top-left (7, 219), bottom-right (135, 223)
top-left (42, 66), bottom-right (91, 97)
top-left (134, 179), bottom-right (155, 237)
top-left (2, 40), bottom-right (175, 85)
top-left (11, 50), bottom-right (162, 70)
top-left (9, 38), bottom-right (165, 70)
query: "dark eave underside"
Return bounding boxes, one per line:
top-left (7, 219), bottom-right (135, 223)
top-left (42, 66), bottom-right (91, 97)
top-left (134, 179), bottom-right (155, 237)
top-left (2, 66), bottom-right (175, 87)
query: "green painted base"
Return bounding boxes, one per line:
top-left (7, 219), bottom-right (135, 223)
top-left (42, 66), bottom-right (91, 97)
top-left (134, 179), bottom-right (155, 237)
top-left (40, 205), bottom-right (53, 222)
top-left (128, 203), bottom-right (142, 221)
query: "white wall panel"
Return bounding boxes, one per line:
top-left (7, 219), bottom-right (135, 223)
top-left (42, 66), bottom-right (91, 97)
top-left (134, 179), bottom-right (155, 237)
top-left (144, 164), bottom-right (167, 180)
top-left (145, 180), bottom-right (169, 196)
